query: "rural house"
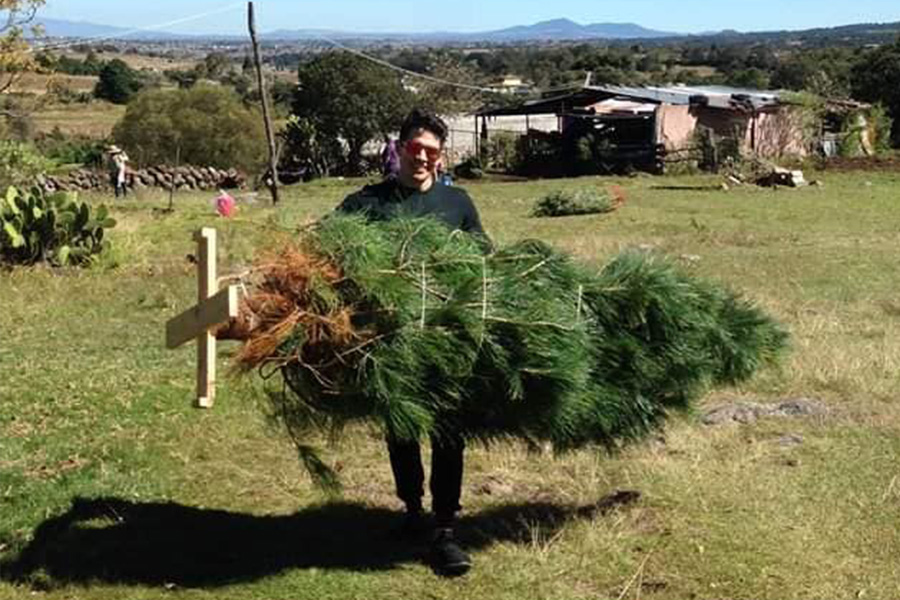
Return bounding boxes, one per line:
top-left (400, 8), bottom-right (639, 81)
top-left (475, 82), bottom-right (873, 174)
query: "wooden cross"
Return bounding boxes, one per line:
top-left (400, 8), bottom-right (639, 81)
top-left (165, 228), bottom-right (240, 408)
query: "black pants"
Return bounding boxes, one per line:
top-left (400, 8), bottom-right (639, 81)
top-left (112, 175), bottom-right (126, 198)
top-left (387, 433), bottom-right (464, 525)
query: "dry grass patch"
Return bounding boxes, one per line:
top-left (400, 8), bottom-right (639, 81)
top-left (61, 51), bottom-right (198, 72)
top-left (31, 100), bottom-right (125, 137)
top-left (9, 72), bottom-right (97, 95)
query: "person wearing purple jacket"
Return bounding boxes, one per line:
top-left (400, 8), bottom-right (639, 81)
top-left (381, 137), bottom-right (401, 179)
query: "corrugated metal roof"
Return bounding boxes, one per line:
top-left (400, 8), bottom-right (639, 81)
top-left (585, 85), bottom-right (782, 110)
top-left (478, 84), bottom-right (786, 117)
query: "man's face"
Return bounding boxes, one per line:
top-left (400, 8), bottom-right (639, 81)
top-left (399, 128), bottom-right (442, 188)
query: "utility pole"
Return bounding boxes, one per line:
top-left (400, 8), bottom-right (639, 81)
top-left (247, 1), bottom-right (280, 205)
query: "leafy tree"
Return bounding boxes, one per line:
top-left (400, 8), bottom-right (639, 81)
top-left (242, 54), bottom-right (254, 75)
top-left (270, 78), bottom-right (296, 113)
top-left (279, 115), bottom-right (344, 180)
top-left (163, 68), bottom-right (199, 89)
top-left (94, 59), bottom-right (142, 104)
top-left (202, 52), bottom-right (230, 79)
top-left (112, 85), bottom-right (267, 173)
top-left (851, 39), bottom-right (900, 145)
top-left (290, 52), bottom-right (413, 174)
top-left (0, 140), bottom-right (50, 188)
top-left (0, 0), bottom-right (45, 94)
top-left (415, 52), bottom-right (484, 115)
top-left (771, 57), bottom-right (816, 90)
top-left (726, 67), bottom-right (771, 90)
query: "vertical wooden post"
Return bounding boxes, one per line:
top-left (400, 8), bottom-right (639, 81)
top-left (474, 114), bottom-right (479, 158)
top-left (196, 228), bottom-right (217, 408)
top-left (248, 1), bottom-right (280, 205)
top-left (167, 144), bottom-right (180, 213)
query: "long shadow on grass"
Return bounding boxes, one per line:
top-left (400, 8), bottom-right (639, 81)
top-left (1, 491), bottom-right (638, 588)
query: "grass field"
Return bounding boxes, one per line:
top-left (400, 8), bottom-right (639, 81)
top-left (30, 100), bottom-right (126, 138)
top-left (60, 51), bottom-right (198, 73)
top-left (8, 73), bottom-right (98, 95)
top-left (2, 171), bottom-right (900, 599)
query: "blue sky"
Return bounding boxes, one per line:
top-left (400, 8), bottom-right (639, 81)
top-left (39, 0), bottom-right (900, 35)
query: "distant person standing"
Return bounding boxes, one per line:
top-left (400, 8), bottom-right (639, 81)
top-left (381, 138), bottom-right (400, 179)
top-left (435, 157), bottom-right (453, 186)
top-left (107, 145), bottom-right (129, 198)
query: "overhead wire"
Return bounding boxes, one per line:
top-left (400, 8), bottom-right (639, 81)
top-left (313, 34), bottom-right (501, 95)
top-left (26, 4), bottom-right (503, 96)
top-left (29, 2), bottom-right (246, 53)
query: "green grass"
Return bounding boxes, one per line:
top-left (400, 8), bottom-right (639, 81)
top-left (2, 171), bottom-right (900, 599)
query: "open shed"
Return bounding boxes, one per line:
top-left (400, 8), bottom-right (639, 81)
top-left (477, 83), bottom-right (813, 174)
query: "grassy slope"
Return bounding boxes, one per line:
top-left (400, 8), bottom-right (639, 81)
top-left (1, 171), bottom-right (900, 599)
top-left (31, 101), bottom-right (126, 137)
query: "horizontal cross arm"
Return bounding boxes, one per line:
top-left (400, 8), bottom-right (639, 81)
top-left (166, 285), bottom-right (240, 349)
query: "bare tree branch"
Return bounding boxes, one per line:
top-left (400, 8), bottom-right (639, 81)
top-left (0, 1), bottom-right (42, 35)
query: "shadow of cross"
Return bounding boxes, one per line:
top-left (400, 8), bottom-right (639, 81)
top-left (165, 228), bottom-right (240, 408)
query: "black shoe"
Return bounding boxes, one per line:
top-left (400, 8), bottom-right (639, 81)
top-left (429, 527), bottom-right (472, 577)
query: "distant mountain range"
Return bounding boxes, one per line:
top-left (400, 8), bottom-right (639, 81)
top-left (32, 16), bottom-right (675, 43)
top-left (265, 19), bottom-right (676, 42)
top-left (33, 17), bottom-right (196, 41)
top-left (30, 15), bottom-right (900, 46)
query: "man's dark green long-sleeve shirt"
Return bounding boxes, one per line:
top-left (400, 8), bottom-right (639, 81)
top-left (337, 178), bottom-right (487, 240)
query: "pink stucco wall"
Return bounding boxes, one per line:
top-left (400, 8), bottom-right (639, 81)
top-left (656, 104), bottom-right (808, 158)
top-left (656, 105), bottom-right (697, 150)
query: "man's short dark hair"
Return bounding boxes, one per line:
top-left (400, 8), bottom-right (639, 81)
top-left (399, 108), bottom-right (448, 145)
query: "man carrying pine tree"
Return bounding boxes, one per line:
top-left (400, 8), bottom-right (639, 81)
top-left (337, 108), bottom-right (488, 577)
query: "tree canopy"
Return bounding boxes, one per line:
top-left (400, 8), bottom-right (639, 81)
top-left (290, 52), bottom-right (412, 174)
top-left (852, 39), bottom-right (900, 145)
top-left (0, 0), bottom-right (45, 94)
top-left (112, 85), bottom-right (267, 173)
top-left (93, 59), bottom-right (142, 104)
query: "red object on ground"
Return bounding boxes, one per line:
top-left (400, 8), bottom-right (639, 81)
top-left (216, 192), bottom-right (236, 217)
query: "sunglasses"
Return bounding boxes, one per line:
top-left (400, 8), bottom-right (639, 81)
top-left (403, 140), bottom-right (442, 163)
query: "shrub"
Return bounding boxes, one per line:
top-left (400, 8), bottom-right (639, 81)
top-left (94, 59), bottom-right (142, 104)
top-left (0, 141), bottom-right (51, 189)
top-left (531, 189), bottom-right (616, 218)
top-left (113, 85), bottom-right (267, 173)
top-left (278, 114), bottom-right (344, 180)
top-left (453, 155), bottom-right (484, 180)
top-left (36, 129), bottom-right (106, 168)
top-left (694, 126), bottom-right (743, 172)
top-left (0, 96), bottom-right (36, 141)
top-left (865, 104), bottom-right (894, 155)
top-left (0, 185), bottom-right (116, 267)
top-left (46, 79), bottom-right (93, 104)
top-left (482, 131), bottom-right (519, 172)
top-left (515, 130), bottom-right (564, 177)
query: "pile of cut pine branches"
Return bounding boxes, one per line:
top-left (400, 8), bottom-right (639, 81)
top-left (230, 215), bottom-right (787, 478)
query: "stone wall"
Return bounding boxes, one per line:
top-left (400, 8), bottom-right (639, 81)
top-left (44, 165), bottom-right (246, 193)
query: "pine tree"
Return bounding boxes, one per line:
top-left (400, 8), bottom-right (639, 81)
top-left (234, 215), bottom-right (788, 481)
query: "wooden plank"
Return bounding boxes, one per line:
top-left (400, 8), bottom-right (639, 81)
top-left (165, 285), bottom-right (239, 349)
top-left (197, 330), bottom-right (216, 408)
top-left (196, 227), bottom-right (217, 408)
